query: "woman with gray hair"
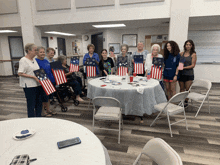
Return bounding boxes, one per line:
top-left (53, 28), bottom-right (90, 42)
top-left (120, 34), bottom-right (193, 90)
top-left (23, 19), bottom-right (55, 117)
top-left (57, 55), bottom-right (84, 102)
top-left (145, 44), bottom-right (164, 88)
top-left (35, 46), bottom-right (56, 116)
top-left (18, 43), bottom-right (42, 117)
top-left (116, 44), bottom-right (132, 75)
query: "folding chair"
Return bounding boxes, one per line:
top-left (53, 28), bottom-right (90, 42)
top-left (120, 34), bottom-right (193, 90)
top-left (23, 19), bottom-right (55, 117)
top-left (92, 97), bottom-right (123, 144)
top-left (150, 91), bottom-right (189, 137)
top-left (133, 138), bottom-right (183, 165)
top-left (187, 79), bottom-right (212, 117)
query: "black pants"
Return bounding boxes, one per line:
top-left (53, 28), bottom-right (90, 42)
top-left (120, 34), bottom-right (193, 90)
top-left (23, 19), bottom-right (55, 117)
top-left (23, 86), bottom-right (42, 117)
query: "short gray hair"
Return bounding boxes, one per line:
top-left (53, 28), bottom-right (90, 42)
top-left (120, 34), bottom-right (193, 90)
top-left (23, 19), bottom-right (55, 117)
top-left (36, 46), bottom-right (45, 52)
top-left (151, 44), bottom-right (161, 52)
top-left (137, 41), bottom-right (144, 45)
top-left (57, 55), bottom-right (67, 64)
top-left (24, 43), bottom-right (37, 53)
top-left (121, 44), bottom-right (129, 51)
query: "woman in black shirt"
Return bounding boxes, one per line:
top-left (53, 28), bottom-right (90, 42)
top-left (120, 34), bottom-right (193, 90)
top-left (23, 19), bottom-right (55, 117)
top-left (99, 49), bottom-right (114, 76)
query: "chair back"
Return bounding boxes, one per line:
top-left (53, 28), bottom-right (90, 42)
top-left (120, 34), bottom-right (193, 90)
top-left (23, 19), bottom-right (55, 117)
top-left (169, 91), bottom-right (189, 103)
top-left (190, 79), bottom-right (212, 90)
top-left (142, 138), bottom-right (183, 165)
top-left (92, 97), bottom-right (121, 108)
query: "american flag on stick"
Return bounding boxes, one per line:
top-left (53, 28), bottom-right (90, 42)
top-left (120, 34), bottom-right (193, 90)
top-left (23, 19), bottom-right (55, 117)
top-left (117, 56), bottom-right (128, 76)
top-left (86, 58), bottom-right (96, 77)
top-left (70, 56), bottom-right (79, 72)
top-left (134, 55), bottom-right (144, 74)
top-left (34, 69), bottom-right (56, 95)
top-left (151, 57), bottom-right (164, 80)
top-left (50, 61), bottom-right (67, 85)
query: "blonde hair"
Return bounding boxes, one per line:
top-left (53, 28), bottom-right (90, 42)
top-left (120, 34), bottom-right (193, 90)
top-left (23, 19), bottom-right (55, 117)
top-left (151, 44), bottom-right (161, 52)
top-left (24, 43), bottom-right (36, 53)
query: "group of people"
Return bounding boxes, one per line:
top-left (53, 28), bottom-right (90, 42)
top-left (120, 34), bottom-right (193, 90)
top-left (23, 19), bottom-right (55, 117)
top-left (84, 40), bottom-right (197, 108)
top-left (18, 44), bottom-right (84, 118)
top-left (18, 39), bottom-right (196, 118)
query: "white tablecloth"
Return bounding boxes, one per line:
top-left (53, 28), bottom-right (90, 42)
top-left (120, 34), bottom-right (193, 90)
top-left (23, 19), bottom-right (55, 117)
top-left (0, 118), bottom-right (111, 165)
top-left (87, 76), bottom-right (167, 116)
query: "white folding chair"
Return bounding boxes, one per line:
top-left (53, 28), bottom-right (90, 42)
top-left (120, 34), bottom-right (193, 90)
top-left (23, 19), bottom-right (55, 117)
top-left (133, 138), bottom-right (183, 165)
top-left (187, 79), bottom-right (212, 117)
top-left (92, 96), bottom-right (123, 144)
top-left (150, 91), bottom-right (189, 137)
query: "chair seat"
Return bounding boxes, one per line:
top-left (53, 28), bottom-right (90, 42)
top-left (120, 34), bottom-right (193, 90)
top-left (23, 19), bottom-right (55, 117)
top-left (187, 92), bottom-right (206, 101)
top-left (94, 106), bottom-right (121, 120)
top-left (154, 103), bottom-right (184, 116)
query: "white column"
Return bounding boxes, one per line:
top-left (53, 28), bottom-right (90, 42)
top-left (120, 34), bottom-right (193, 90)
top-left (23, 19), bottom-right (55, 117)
top-left (169, 0), bottom-right (191, 93)
top-left (17, 0), bottom-right (42, 47)
top-left (0, 35), bottom-right (13, 76)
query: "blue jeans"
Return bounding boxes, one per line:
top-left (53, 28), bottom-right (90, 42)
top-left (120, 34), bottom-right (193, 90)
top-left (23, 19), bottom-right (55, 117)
top-left (68, 80), bottom-right (82, 95)
top-left (23, 86), bottom-right (42, 117)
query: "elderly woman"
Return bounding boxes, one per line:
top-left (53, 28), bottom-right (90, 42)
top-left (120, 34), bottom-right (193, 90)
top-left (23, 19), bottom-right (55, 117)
top-left (35, 46), bottom-right (57, 117)
top-left (57, 55), bottom-right (84, 102)
top-left (178, 40), bottom-right (197, 107)
top-left (145, 44), bottom-right (164, 88)
top-left (45, 47), bottom-right (55, 63)
top-left (132, 41), bottom-right (149, 76)
top-left (83, 44), bottom-right (100, 76)
top-left (163, 41), bottom-right (180, 100)
top-left (18, 43), bottom-right (42, 117)
top-left (116, 44), bottom-right (132, 75)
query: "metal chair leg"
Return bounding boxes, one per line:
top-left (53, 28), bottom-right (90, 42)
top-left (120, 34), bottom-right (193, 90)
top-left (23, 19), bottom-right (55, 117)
top-left (150, 111), bottom-right (163, 127)
top-left (167, 114), bottom-right (173, 137)
top-left (208, 94), bottom-right (210, 114)
top-left (118, 118), bottom-right (121, 144)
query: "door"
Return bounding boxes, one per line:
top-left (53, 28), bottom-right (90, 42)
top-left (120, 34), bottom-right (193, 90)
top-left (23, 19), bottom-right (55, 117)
top-left (91, 33), bottom-right (103, 59)
top-left (57, 37), bottom-right (66, 55)
top-left (8, 36), bottom-right (25, 75)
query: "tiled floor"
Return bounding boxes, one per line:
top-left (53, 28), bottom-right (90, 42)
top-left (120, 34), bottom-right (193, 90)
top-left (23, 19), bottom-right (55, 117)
top-left (1, 77), bottom-right (220, 165)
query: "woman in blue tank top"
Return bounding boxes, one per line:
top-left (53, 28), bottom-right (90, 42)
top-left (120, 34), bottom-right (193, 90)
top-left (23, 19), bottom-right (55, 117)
top-left (178, 40), bottom-right (197, 107)
top-left (163, 41), bottom-right (180, 100)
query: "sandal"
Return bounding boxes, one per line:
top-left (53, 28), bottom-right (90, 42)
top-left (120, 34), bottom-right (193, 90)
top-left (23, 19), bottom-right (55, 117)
top-left (48, 110), bottom-right (57, 115)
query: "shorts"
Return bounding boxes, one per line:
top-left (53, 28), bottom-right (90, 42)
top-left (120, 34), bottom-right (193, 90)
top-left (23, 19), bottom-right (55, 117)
top-left (178, 75), bottom-right (194, 82)
top-left (163, 79), bottom-right (173, 83)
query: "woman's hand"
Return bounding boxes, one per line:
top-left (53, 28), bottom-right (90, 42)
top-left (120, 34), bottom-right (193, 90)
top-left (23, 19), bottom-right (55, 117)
top-left (173, 75), bottom-right (177, 82)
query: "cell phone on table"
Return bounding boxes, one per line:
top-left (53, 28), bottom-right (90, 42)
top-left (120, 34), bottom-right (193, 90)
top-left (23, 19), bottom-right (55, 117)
top-left (57, 137), bottom-right (81, 149)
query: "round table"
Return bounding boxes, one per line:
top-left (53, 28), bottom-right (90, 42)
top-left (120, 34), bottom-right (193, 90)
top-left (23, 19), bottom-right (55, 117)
top-left (87, 76), bottom-right (167, 116)
top-left (0, 118), bottom-right (110, 165)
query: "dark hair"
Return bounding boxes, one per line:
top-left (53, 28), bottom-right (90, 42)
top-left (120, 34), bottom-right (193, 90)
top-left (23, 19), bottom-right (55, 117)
top-left (184, 39), bottom-right (196, 55)
top-left (100, 49), bottom-right (108, 63)
top-left (164, 41), bottom-right (180, 59)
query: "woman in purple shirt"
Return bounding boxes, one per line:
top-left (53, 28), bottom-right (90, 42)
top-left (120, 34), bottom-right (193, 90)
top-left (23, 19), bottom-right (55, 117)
top-left (163, 41), bottom-right (180, 100)
top-left (83, 44), bottom-right (100, 76)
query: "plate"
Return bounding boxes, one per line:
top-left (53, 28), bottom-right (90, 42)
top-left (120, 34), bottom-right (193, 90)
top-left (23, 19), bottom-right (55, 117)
top-left (104, 80), bottom-right (111, 83)
top-left (112, 82), bottom-right (122, 85)
top-left (13, 129), bottom-right (36, 140)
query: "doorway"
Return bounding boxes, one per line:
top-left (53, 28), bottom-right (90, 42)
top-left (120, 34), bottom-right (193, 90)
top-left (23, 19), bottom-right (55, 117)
top-left (57, 37), bottom-right (66, 55)
top-left (91, 33), bottom-right (103, 59)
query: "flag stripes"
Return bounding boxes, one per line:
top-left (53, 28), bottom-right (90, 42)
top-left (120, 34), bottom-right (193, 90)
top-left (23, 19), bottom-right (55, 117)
top-left (150, 65), bottom-right (162, 80)
top-left (118, 66), bottom-right (128, 76)
top-left (70, 64), bottom-right (79, 72)
top-left (134, 63), bottom-right (144, 74)
top-left (52, 69), bottom-right (67, 85)
top-left (39, 79), bottom-right (56, 95)
top-left (86, 66), bottom-right (96, 77)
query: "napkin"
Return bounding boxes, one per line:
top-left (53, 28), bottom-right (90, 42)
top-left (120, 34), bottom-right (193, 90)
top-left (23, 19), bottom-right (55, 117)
top-left (137, 87), bottom-right (145, 94)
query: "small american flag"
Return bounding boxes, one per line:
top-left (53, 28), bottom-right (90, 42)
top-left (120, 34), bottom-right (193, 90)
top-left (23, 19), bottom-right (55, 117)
top-left (117, 56), bottom-right (128, 76)
top-left (151, 57), bottom-right (164, 80)
top-left (34, 69), bottom-right (56, 95)
top-left (134, 55), bottom-right (144, 74)
top-left (86, 58), bottom-right (96, 77)
top-left (70, 56), bottom-right (79, 72)
top-left (50, 61), bottom-right (67, 85)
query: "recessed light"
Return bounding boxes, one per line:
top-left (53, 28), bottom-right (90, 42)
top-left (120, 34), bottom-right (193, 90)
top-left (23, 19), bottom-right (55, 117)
top-left (0, 30), bottom-right (17, 33)
top-left (92, 24), bottom-right (126, 28)
top-left (45, 31), bottom-right (76, 36)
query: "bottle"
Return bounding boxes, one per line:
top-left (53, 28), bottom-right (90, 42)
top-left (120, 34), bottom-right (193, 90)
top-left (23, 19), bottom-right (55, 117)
top-left (147, 70), bottom-right (151, 80)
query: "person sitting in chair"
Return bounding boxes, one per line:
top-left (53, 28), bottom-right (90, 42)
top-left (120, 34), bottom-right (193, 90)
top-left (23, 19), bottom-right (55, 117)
top-left (57, 55), bottom-right (84, 102)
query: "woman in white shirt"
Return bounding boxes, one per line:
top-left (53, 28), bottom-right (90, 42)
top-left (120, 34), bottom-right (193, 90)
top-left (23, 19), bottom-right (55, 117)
top-left (18, 43), bottom-right (43, 117)
top-left (145, 44), bottom-right (164, 89)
